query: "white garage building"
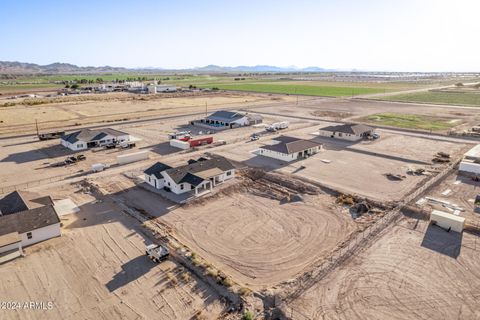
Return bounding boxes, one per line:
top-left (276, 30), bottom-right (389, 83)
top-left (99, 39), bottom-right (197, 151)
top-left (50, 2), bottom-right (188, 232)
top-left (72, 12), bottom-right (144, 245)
top-left (61, 128), bottom-right (131, 151)
top-left (144, 156), bottom-right (236, 195)
top-left (0, 191), bottom-right (61, 256)
top-left (459, 144), bottom-right (480, 175)
top-left (255, 136), bottom-right (323, 162)
top-left (319, 124), bottom-right (374, 141)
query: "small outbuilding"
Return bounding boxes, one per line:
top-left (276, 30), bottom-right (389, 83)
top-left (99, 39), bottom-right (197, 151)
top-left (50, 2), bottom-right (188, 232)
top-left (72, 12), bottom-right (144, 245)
top-left (256, 136), bottom-right (322, 162)
top-left (430, 210), bottom-right (465, 233)
top-left (459, 144), bottom-right (480, 175)
top-left (319, 124), bottom-right (375, 141)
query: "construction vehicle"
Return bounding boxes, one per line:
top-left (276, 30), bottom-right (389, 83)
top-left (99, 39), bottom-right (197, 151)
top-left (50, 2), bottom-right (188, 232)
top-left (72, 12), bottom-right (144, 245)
top-left (145, 244), bottom-right (169, 263)
top-left (38, 131), bottom-right (65, 141)
top-left (50, 154), bottom-right (86, 167)
top-left (250, 133), bottom-right (260, 141)
top-left (35, 119), bottom-right (65, 140)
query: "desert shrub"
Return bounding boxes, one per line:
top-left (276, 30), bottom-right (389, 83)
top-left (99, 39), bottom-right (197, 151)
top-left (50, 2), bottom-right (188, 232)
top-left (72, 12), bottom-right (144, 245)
top-left (243, 310), bottom-right (253, 320)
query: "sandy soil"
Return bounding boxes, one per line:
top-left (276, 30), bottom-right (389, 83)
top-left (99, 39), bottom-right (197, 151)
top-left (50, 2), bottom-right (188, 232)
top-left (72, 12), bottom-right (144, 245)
top-left (256, 98), bottom-right (480, 132)
top-left (0, 192), bottom-right (224, 320)
top-left (288, 217), bottom-right (480, 320)
top-left (159, 191), bottom-right (357, 289)
top-left (212, 125), bottom-right (469, 201)
top-left (0, 92), bottom-right (298, 135)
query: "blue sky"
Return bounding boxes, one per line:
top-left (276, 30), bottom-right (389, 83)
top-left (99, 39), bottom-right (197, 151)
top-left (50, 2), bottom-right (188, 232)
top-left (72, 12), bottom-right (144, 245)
top-left (1, 0), bottom-right (479, 71)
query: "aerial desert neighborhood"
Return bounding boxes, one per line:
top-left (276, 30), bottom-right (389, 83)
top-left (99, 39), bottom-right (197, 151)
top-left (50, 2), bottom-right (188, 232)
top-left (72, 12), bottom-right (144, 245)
top-left (1, 1), bottom-right (480, 319)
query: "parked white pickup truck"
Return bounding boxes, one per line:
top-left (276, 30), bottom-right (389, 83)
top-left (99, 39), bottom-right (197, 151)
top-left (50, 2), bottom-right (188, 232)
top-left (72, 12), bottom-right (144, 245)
top-left (145, 244), bottom-right (169, 263)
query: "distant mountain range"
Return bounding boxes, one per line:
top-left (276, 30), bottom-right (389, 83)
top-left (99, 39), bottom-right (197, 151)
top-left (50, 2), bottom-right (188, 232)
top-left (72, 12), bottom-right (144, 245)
top-left (0, 61), bottom-right (128, 74)
top-left (0, 61), bottom-right (332, 74)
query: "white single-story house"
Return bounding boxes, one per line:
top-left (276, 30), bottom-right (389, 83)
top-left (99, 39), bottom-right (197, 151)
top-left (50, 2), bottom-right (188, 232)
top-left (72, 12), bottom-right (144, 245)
top-left (319, 124), bottom-right (374, 141)
top-left (192, 110), bottom-right (262, 129)
top-left (0, 191), bottom-right (61, 256)
top-left (255, 136), bottom-right (323, 162)
top-left (459, 144), bottom-right (480, 175)
top-left (144, 156), bottom-right (236, 195)
top-left (61, 128), bottom-right (131, 151)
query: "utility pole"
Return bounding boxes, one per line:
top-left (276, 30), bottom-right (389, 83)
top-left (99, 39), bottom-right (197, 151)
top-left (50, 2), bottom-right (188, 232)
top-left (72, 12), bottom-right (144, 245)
top-left (295, 88), bottom-right (298, 105)
top-left (205, 102), bottom-right (208, 118)
top-left (35, 119), bottom-right (39, 136)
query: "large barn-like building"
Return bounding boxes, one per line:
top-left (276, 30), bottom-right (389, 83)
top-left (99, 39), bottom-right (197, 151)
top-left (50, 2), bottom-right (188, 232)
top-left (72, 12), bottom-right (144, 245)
top-left (192, 110), bottom-right (263, 130)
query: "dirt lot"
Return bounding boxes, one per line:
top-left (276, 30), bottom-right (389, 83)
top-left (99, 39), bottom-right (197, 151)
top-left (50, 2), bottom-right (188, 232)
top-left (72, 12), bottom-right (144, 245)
top-left (256, 98), bottom-right (480, 133)
top-left (288, 217), bottom-right (480, 320)
top-left (212, 125), bottom-right (470, 201)
top-left (0, 112), bottom-right (310, 192)
top-left (0, 185), bottom-right (224, 320)
top-left (0, 92), bottom-right (298, 135)
top-left (160, 191), bottom-right (357, 289)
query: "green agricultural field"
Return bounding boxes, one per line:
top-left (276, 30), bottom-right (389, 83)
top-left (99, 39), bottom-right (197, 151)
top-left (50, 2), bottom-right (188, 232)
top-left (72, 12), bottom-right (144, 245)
top-left (0, 83), bottom-right (64, 93)
top-left (378, 91), bottom-right (480, 106)
top-left (197, 83), bottom-right (386, 97)
top-left (362, 112), bottom-right (459, 131)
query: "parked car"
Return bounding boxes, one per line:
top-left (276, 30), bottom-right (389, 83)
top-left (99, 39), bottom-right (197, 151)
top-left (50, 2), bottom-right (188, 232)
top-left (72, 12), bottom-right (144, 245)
top-left (145, 244), bottom-right (169, 263)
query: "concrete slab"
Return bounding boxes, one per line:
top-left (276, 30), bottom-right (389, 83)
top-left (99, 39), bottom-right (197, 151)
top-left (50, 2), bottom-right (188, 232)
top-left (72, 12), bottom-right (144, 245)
top-left (54, 199), bottom-right (80, 216)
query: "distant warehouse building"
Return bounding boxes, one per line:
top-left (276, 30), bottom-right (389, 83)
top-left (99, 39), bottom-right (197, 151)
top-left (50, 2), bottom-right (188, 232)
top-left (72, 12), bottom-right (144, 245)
top-left (61, 128), bottom-right (131, 151)
top-left (459, 144), bottom-right (480, 175)
top-left (255, 136), bottom-right (322, 162)
top-left (148, 85), bottom-right (177, 94)
top-left (0, 191), bottom-right (61, 257)
top-left (319, 124), bottom-right (375, 141)
top-left (191, 110), bottom-right (263, 130)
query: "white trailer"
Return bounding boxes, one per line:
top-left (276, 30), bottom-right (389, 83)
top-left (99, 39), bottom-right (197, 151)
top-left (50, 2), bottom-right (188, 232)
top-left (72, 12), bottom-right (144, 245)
top-left (266, 121), bottom-right (289, 131)
top-left (430, 210), bottom-right (465, 233)
top-left (169, 139), bottom-right (190, 150)
top-left (117, 151), bottom-right (149, 165)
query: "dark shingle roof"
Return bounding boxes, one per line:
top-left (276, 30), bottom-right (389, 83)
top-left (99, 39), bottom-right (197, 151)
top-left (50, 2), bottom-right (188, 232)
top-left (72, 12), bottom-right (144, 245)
top-left (144, 162), bottom-right (172, 179)
top-left (164, 156), bottom-right (235, 185)
top-left (206, 111), bottom-right (244, 122)
top-left (61, 128), bottom-right (128, 144)
top-left (261, 137), bottom-right (322, 155)
top-left (0, 191), bottom-right (49, 215)
top-left (0, 205), bottom-right (60, 236)
top-left (320, 124), bottom-right (374, 135)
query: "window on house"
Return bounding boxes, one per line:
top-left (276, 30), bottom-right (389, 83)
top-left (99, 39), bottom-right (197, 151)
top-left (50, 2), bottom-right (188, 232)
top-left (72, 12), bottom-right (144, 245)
top-left (168, 182), bottom-right (170, 186)
top-left (27, 232), bottom-right (32, 239)
top-left (226, 171), bottom-right (232, 176)
top-left (180, 184), bottom-right (184, 190)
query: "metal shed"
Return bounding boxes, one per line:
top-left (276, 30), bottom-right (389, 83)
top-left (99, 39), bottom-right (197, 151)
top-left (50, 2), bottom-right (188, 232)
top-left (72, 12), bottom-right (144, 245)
top-left (430, 210), bottom-right (465, 233)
